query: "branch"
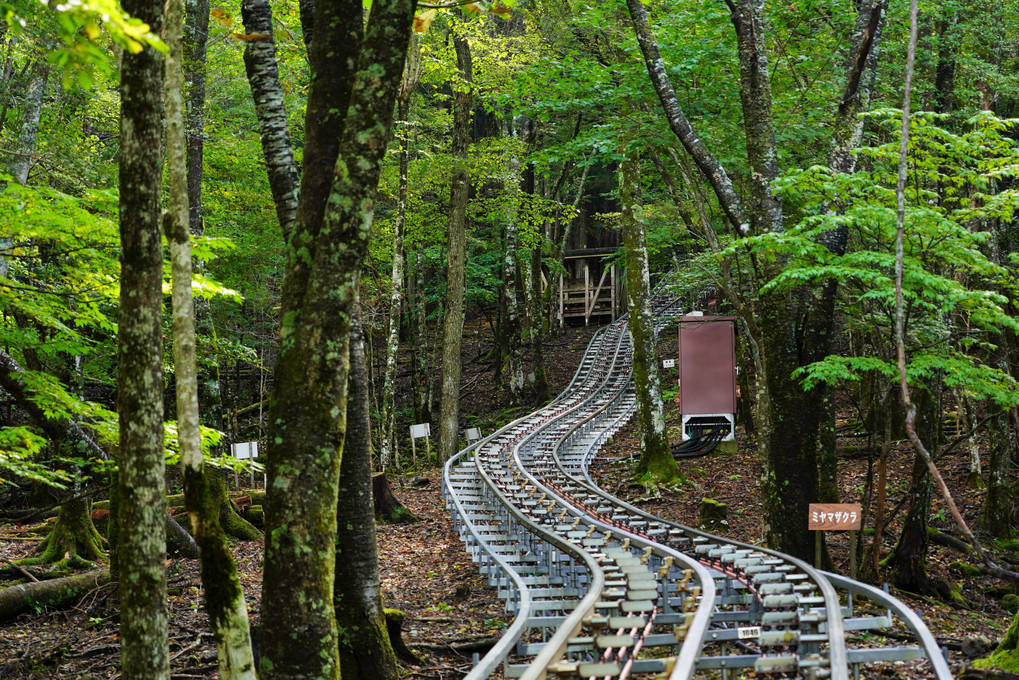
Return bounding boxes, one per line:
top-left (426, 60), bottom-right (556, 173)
top-left (625, 0), bottom-right (748, 232)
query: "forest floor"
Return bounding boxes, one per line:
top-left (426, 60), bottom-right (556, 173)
top-left (0, 320), bottom-right (1015, 679)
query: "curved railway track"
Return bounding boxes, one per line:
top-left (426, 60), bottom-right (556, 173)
top-left (442, 291), bottom-right (953, 680)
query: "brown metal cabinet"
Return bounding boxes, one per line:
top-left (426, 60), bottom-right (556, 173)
top-left (677, 314), bottom-right (737, 441)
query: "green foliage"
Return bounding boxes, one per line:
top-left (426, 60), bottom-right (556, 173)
top-left (739, 111), bottom-right (1019, 407)
top-left (1, 0), bottom-right (166, 91)
top-left (0, 426), bottom-right (70, 486)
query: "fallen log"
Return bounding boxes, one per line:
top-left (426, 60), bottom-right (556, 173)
top-left (409, 636), bottom-right (501, 657)
top-left (0, 568), bottom-right (111, 622)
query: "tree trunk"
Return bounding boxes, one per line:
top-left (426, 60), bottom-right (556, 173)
top-left (185, 0), bottom-right (210, 237)
top-left (379, 35), bottom-right (420, 471)
top-left (2, 57), bottom-right (48, 278)
top-left (983, 403), bottom-right (1012, 537)
top-left (502, 118), bottom-right (525, 406)
top-left (184, 0), bottom-right (221, 426)
top-left (411, 246), bottom-right (432, 426)
top-left (518, 132), bottom-right (549, 403)
top-left (241, 0), bottom-right (299, 240)
top-left (620, 154), bottom-right (677, 483)
top-left (166, 0), bottom-right (257, 673)
top-left (11, 58), bottom-right (48, 186)
top-left (335, 308), bottom-right (399, 680)
top-left (887, 383), bottom-right (940, 594)
top-left (437, 29), bottom-right (472, 464)
top-left (933, 13), bottom-right (958, 115)
top-left (34, 495), bottom-right (104, 565)
top-left (959, 390), bottom-right (984, 487)
top-left (259, 0), bottom-right (415, 676)
top-left (117, 0), bottom-right (169, 672)
top-left (372, 472), bottom-right (416, 522)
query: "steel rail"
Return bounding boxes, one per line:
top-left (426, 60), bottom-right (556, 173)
top-left (444, 284), bottom-right (950, 680)
top-left (443, 326), bottom-right (622, 680)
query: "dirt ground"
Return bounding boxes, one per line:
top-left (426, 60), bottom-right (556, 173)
top-left (0, 320), bottom-right (1014, 679)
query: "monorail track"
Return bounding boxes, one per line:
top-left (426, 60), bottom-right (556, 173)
top-left (442, 291), bottom-right (953, 680)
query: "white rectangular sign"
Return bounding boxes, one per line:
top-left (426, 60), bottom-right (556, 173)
top-left (232, 441), bottom-right (258, 460)
top-left (737, 626), bottom-right (761, 640)
top-left (410, 423), bottom-right (431, 439)
top-left (662, 359), bottom-right (675, 369)
top-left (465, 427), bottom-right (482, 442)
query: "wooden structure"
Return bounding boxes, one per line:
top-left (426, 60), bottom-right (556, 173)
top-left (558, 247), bottom-right (625, 325)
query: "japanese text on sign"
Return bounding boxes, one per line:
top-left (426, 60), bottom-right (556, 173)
top-left (808, 503), bottom-right (862, 531)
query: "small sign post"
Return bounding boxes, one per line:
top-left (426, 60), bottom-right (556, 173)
top-left (465, 427), bottom-right (482, 443)
top-left (662, 358), bottom-right (675, 369)
top-left (809, 503), bottom-right (862, 576)
top-left (231, 441), bottom-right (259, 488)
top-left (410, 423), bottom-right (431, 467)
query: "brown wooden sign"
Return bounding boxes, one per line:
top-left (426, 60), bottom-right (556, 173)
top-left (808, 503), bottom-right (862, 531)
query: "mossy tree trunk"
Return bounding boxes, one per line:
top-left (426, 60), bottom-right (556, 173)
top-left (437, 27), bottom-right (472, 465)
top-left (35, 496), bottom-right (104, 566)
top-left (335, 309), bottom-right (399, 680)
top-left (620, 153), bottom-right (677, 484)
top-left (0, 569), bottom-right (112, 622)
top-left (117, 0), bottom-right (169, 672)
top-left (166, 2), bottom-right (256, 673)
top-left (259, 0), bottom-right (415, 676)
top-left (518, 127), bottom-right (550, 404)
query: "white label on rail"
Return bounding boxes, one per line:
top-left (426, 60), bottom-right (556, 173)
top-left (737, 626), bottom-right (761, 640)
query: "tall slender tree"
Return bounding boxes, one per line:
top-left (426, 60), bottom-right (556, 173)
top-left (437, 27), bottom-right (473, 463)
top-left (620, 152), bottom-right (677, 483)
top-left (380, 34), bottom-right (421, 470)
top-left (116, 0), bottom-right (168, 675)
top-left (165, 0), bottom-right (256, 674)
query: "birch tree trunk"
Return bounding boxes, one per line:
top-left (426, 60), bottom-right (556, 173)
top-left (117, 0), bottom-right (169, 673)
top-left (241, 0), bottom-right (299, 240)
top-left (437, 29), bottom-right (472, 464)
top-left (11, 59), bottom-right (47, 186)
top-left (502, 119), bottom-right (525, 406)
top-left (2, 58), bottom-right (48, 278)
top-left (259, 0), bottom-right (415, 675)
top-left (335, 306), bottom-right (399, 680)
top-left (165, 0), bottom-right (256, 675)
top-left (620, 155), bottom-right (677, 483)
top-left (379, 35), bottom-right (420, 470)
